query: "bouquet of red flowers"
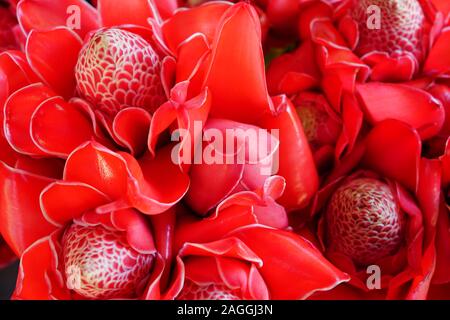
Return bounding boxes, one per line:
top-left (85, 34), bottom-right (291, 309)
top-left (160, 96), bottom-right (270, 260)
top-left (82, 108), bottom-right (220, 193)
top-left (0, 0), bottom-right (448, 300)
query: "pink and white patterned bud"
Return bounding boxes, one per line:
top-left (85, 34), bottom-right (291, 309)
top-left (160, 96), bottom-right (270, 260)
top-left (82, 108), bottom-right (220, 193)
top-left (62, 223), bottom-right (154, 299)
top-left (326, 178), bottom-right (404, 266)
top-left (75, 28), bottom-right (166, 118)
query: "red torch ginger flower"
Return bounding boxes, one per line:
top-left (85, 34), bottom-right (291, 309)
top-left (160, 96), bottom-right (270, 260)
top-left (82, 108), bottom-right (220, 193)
top-left (304, 119), bottom-right (442, 299)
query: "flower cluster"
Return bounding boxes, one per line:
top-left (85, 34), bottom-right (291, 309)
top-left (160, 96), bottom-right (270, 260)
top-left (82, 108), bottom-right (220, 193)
top-left (0, 0), bottom-right (448, 300)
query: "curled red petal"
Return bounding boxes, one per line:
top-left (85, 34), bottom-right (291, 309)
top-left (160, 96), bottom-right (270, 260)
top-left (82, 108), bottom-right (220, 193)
top-left (424, 27), bottom-right (450, 77)
top-left (363, 52), bottom-right (417, 82)
top-left (112, 107), bottom-right (152, 156)
top-left (64, 141), bottom-right (129, 199)
top-left (357, 82), bottom-right (445, 140)
top-left (13, 232), bottom-right (70, 300)
top-left (26, 27), bottom-right (82, 98)
top-left (363, 119), bottom-right (421, 192)
top-left (174, 198), bottom-right (258, 252)
top-left (230, 226), bottom-right (350, 300)
top-left (31, 96), bottom-right (97, 157)
top-left (124, 145), bottom-right (190, 215)
top-left (258, 95), bottom-right (319, 211)
top-left (203, 3), bottom-right (272, 124)
top-left (0, 162), bottom-right (56, 256)
top-left (4, 83), bottom-right (55, 156)
top-left (0, 50), bottom-right (38, 104)
top-left (17, 0), bottom-right (99, 38)
top-left (162, 2), bottom-right (231, 55)
top-left (40, 181), bottom-right (109, 227)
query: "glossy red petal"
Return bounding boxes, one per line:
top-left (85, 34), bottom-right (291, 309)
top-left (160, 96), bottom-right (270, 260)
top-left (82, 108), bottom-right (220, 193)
top-left (186, 160), bottom-right (244, 215)
top-left (17, 0), bottom-right (99, 38)
top-left (112, 107), bottom-right (152, 156)
top-left (174, 200), bottom-right (257, 252)
top-left (40, 182), bottom-right (109, 227)
top-left (162, 2), bottom-right (231, 54)
top-left (98, 0), bottom-right (154, 27)
top-left (363, 120), bottom-right (421, 192)
top-left (0, 162), bottom-right (56, 256)
top-left (125, 146), bottom-right (190, 215)
top-left (0, 50), bottom-right (38, 104)
top-left (26, 27), bottom-right (82, 98)
top-left (13, 233), bottom-right (69, 300)
top-left (31, 96), bottom-right (97, 157)
top-left (259, 96), bottom-right (318, 211)
top-left (363, 53), bottom-right (417, 82)
top-left (230, 226), bottom-right (350, 300)
top-left (424, 27), bottom-right (450, 77)
top-left (203, 3), bottom-right (272, 124)
top-left (267, 40), bottom-right (320, 95)
top-left (4, 83), bottom-right (55, 156)
top-left (113, 209), bottom-right (154, 249)
top-left (357, 83), bottom-right (445, 140)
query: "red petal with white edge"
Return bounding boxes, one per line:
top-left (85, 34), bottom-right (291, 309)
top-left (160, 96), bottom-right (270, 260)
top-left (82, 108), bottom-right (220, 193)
top-left (64, 142), bottom-right (130, 199)
top-left (185, 157), bottom-right (244, 214)
top-left (31, 96), bottom-right (97, 158)
top-left (40, 182), bottom-right (109, 227)
top-left (124, 145), bottom-right (190, 215)
top-left (0, 50), bottom-right (38, 104)
top-left (112, 209), bottom-right (155, 254)
top-left (112, 108), bottom-right (152, 156)
top-left (180, 238), bottom-right (262, 267)
top-left (177, 238), bottom-right (269, 300)
top-left (175, 35), bottom-right (210, 94)
top-left (162, 2), bottom-right (232, 55)
top-left (153, 0), bottom-right (178, 19)
top-left (356, 83), bottom-right (445, 140)
top-left (363, 119), bottom-right (421, 192)
top-left (4, 83), bottom-right (55, 156)
top-left (0, 162), bottom-right (56, 256)
top-left (17, 0), bottom-right (99, 38)
top-left (98, 0), bottom-right (154, 28)
top-left (203, 3), bottom-right (272, 124)
top-left (13, 232), bottom-right (70, 300)
top-left (424, 27), bottom-right (450, 77)
top-left (363, 52), bottom-right (417, 82)
top-left (26, 27), bottom-right (82, 99)
top-left (258, 96), bottom-right (318, 211)
top-left (174, 197), bottom-right (258, 252)
top-left (229, 226), bottom-right (350, 300)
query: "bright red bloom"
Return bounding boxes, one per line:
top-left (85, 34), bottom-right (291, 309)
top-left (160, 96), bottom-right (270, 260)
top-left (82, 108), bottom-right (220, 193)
top-left (6, 142), bottom-right (183, 300)
top-left (304, 120), bottom-right (441, 299)
top-left (170, 191), bottom-right (350, 300)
